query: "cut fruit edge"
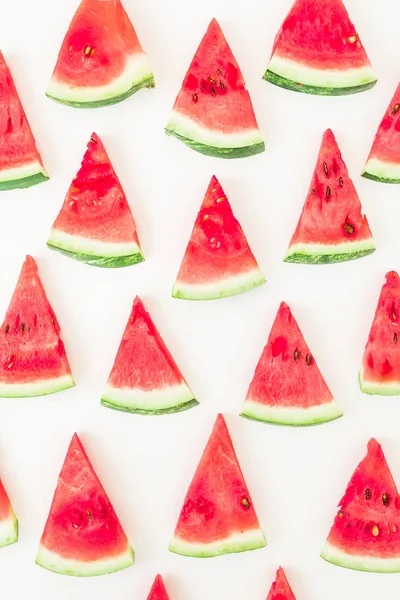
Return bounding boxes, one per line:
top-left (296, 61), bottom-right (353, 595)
top-left (284, 239), bottom-right (376, 264)
top-left (321, 540), bottom-right (400, 573)
top-left (35, 543), bottom-right (134, 577)
top-left (0, 514), bottom-right (18, 548)
top-left (101, 382), bottom-right (198, 414)
top-left (169, 528), bottom-right (266, 558)
top-left (0, 374), bottom-right (75, 398)
top-left (241, 399), bottom-right (343, 426)
top-left (173, 269), bottom-right (266, 301)
top-left (362, 158), bottom-right (400, 183)
top-left (46, 54), bottom-right (154, 107)
top-left (359, 366), bottom-right (400, 396)
top-left (0, 161), bottom-right (48, 189)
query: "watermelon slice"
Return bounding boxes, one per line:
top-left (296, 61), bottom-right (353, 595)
top-left (0, 256), bottom-right (74, 398)
top-left (359, 271), bottom-right (400, 395)
top-left (321, 438), bottom-right (400, 573)
top-left (47, 133), bottom-right (144, 268)
top-left (36, 433), bottom-right (134, 576)
top-left (284, 129), bottom-right (375, 264)
top-left (46, 0), bottom-right (154, 108)
top-left (147, 575), bottom-right (170, 600)
top-left (264, 0), bottom-right (377, 95)
top-left (267, 567), bottom-right (296, 600)
top-left (0, 478), bottom-right (18, 549)
top-left (173, 175), bottom-right (265, 301)
top-left (101, 296), bottom-right (198, 414)
top-left (241, 302), bottom-right (342, 426)
top-left (0, 52), bottom-right (48, 189)
top-left (169, 414), bottom-right (266, 558)
top-left (363, 83), bottom-right (400, 183)
top-left (165, 19), bottom-right (264, 158)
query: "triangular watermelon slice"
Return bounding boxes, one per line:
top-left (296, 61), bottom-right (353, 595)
top-left (36, 433), bottom-right (134, 576)
top-left (321, 438), bottom-right (400, 572)
top-left (241, 302), bottom-right (342, 426)
top-left (284, 129), bottom-right (375, 264)
top-left (363, 83), bottom-right (400, 183)
top-left (47, 133), bottom-right (144, 268)
top-left (0, 52), bottom-right (48, 189)
top-left (173, 175), bottom-right (265, 301)
top-left (169, 414), bottom-right (266, 557)
top-left (147, 575), bottom-right (170, 600)
top-left (0, 478), bottom-right (18, 548)
top-left (101, 296), bottom-right (198, 414)
top-left (165, 19), bottom-right (264, 158)
top-left (0, 256), bottom-right (74, 397)
top-left (264, 0), bottom-right (377, 95)
top-left (46, 0), bottom-right (154, 108)
top-left (359, 271), bottom-right (400, 395)
top-left (267, 567), bottom-right (296, 600)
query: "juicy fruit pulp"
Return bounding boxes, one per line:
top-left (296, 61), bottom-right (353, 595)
top-left (0, 256), bottom-right (74, 397)
top-left (363, 83), bottom-right (400, 183)
top-left (101, 296), bottom-right (198, 414)
top-left (0, 52), bottom-right (48, 189)
top-left (321, 439), bottom-right (400, 573)
top-left (241, 302), bottom-right (342, 426)
top-left (267, 567), bottom-right (296, 600)
top-left (264, 0), bottom-right (377, 95)
top-left (173, 175), bottom-right (265, 300)
top-left (165, 19), bottom-right (264, 158)
top-left (47, 0), bottom-right (154, 108)
top-left (0, 478), bottom-right (18, 548)
top-left (36, 433), bottom-right (134, 576)
top-left (169, 414), bottom-right (266, 557)
top-left (285, 129), bottom-right (375, 263)
top-left (360, 271), bottom-right (400, 395)
top-left (147, 575), bottom-right (170, 600)
top-left (47, 133), bottom-right (144, 268)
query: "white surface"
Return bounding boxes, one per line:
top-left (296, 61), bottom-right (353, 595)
top-left (0, 0), bottom-right (399, 599)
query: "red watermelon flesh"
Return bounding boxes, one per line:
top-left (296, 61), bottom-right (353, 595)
top-left (285, 129), bottom-right (375, 264)
top-left (0, 52), bottom-right (48, 189)
top-left (321, 438), bottom-right (400, 572)
top-left (363, 83), bottom-right (400, 183)
top-left (173, 175), bottom-right (265, 301)
top-left (0, 478), bottom-right (18, 548)
top-left (241, 302), bottom-right (342, 426)
top-left (47, 133), bottom-right (144, 268)
top-left (36, 433), bottom-right (134, 576)
top-left (267, 568), bottom-right (296, 600)
top-left (0, 256), bottom-right (74, 397)
top-left (147, 575), bottom-right (170, 600)
top-left (101, 296), bottom-right (197, 414)
top-left (169, 414), bottom-right (265, 557)
top-left (359, 271), bottom-right (400, 395)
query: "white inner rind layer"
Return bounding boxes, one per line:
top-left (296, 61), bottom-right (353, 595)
top-left (0, 374), bottom-right (75, 398)
top-left (173, 269), bottom-right (266, 300)
top-left (267, 55), bottom-right (377, 88)
top-left (0, 514), bottom-right (18, 547)
top-left (169, 528), bottom-right (266, 558)
top-left (166, 111), bottom-right (264, 149)
top-left (364, 157), bottom-right (400, 180)
top-left (102, 382), bottom-right (195, 411)
top-left (48, 229), bottom-right (143, 259)
top-left (241, 399), bottom-right (342, 425)
top-left (359, 365), bottom-right (400, 395)
top-left (36, 543), bottom-right (134, 577)
top-left (285, 238), bottom-right (376, 258)
top-left (0, 161), bottom-right (48, 183)
top-left (321, 540), bottom-right (400, 573)
top-left (47, 53), bottom-right (153, 103)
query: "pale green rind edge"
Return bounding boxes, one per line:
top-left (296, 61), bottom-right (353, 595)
top-left (169, 532), bottom-right (266, 558)
top-left (47, 242), bottom-right (145, 269)
top-left (0, 171), bottom-right (49, 191)
top-left (0, 376), bottom-right (75, 398)
top-left (165, 128), bottom-right (265, 159)
top-left (240, 404), bottom-right (343, 427)
top-left (263, 70), bottom-right (378, 96)
top-left (321, 542), bottom-right (400, 573)
top-left (172, 275), bottom-right (266, 301)
top-left (35, 545), bottom-right (135, 577)
top-left (362, 171), bottom-right (400, 184)
top-left (284, 247), bottom-right (376, 265)
top-left (0, 516), bottom-right (18, 548)
top-left (101, 396), bottom-right (199, 415)
top-left (358, 371), bottom-right (400, 396)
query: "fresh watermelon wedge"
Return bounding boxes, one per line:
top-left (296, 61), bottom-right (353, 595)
top-left (241, 302), bottom-right (342, 426)
top-left (359, 271), bottom-right (400, 395)
top-left (267, 567), bottom-right (296, 600)
top-left (165, 19), bottom-right (264, 158)
top-left (169, 414), bottom-right (266, 558)
top-left (47, 133), bottom-right (144, 268)
top-left (0, 478), bottom-right (18, 548)
top-left (173, 175), bottom-right (265, 301)
top-left (0, 52), bottom-right (48, 189)
top-left (321, 438), bottom-right (400, 573)
top-left (285, 129), bottom-right (375, 264)
top-left (0, 256), bottom-right (74, 398)
top-left (36, 433), bottom-right (134, 576)
top-left (46, 0), bottom-right (154, 108)
top-left (363, 83), bottom-right (400, 183)
top-left (147, 575), bottom-right (170, 600)
top-left (101, 296), bottom-right (198, 414)
top-left (264, 0), bottom-right (377, 95)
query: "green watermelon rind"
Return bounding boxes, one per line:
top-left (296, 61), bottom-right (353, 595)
top-left (284, 239), bottom-right (376, 264)
top-left (35, 543), bottom-right (135, 577)
top-left (362, 158), bottom-right (400, 184)
top-left (0, 374), bottom-right (75, 398)
top-left (0, 162), bottom-right (49, 190)
top-left (321, 540), bottom-right (400, 573)
top-left (169, 528), bottom-right (266, 558)
top-left (173, 270), bottom-right (266, 301)
top-left (240, 399), bottom-right (343, 426)
top-left (101, 382), bottom-right (199, 415)
top-left (358, 368), bottom-right (400, 396)
top-left (0, 514), bottom-right (18, 548)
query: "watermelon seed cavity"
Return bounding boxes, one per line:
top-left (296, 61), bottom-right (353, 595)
top-left (305, 354), bottom-right (313, 366)
top-left (344, 222), bottom-right (354, 235)
top-left (5, 325), bottom-right (9, 333)
top-left (392, 104), bottom-right (400, 115)
top-left (323, 162), bottom-right (329, 176)
top-left (394, 333), bottom-right (398, 344)
top-left (326, 186), bottom-right (331, 198)
top-left (241, 497), bottom-right (251, 509)
top-left (339, 177), bottom-right (344, 187)
top-left (382, 493), bottom-right (389, 506)
top-left (294, 348), bottom-right (300, 362)
top-left (365, 488), bottom-right (371, 499)
top-left (371, 525), bottom-right (379, 536)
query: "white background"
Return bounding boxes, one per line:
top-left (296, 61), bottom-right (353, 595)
top-left (0, 0), bottom-right (399, 597)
